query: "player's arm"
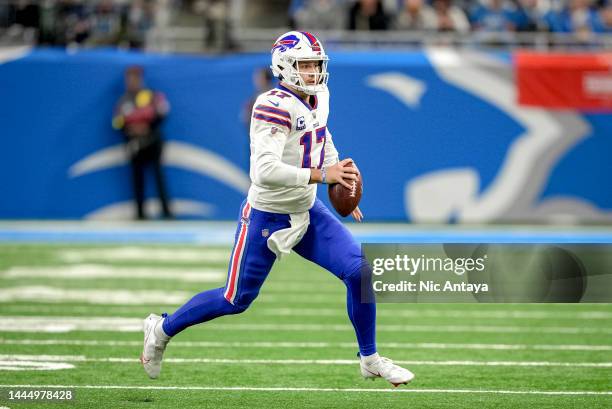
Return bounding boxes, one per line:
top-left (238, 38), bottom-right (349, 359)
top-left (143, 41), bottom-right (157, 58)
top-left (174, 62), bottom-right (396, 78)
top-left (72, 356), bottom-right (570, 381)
top-left (112, 101), bottom-right (125, 130)
top-left (154, 92), bottom-right (170, 118)
top-left (322, 127), bottom-right (339, 167)
top-left (309, 159), bottom-right (357, 189)
top-left (251, 105), bottom-right (311, 188)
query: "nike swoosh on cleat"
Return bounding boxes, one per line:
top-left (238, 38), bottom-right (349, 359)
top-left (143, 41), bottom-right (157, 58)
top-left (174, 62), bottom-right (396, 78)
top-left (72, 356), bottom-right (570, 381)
top-left (363, 367), bottom-right (380, 377)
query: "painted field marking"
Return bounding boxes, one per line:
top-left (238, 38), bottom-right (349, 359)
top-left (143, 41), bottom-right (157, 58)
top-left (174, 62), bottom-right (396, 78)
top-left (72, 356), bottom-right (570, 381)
top-left (2, 284), bottom-right (610, 309)
top-left (0, 288), bottom-right (190, 305)
top-left (0, 384), bottom-right (610, 396)
top-left (0, 361), bottom-right (74, 371)
top-left (1, 317), bottom-right (611, 334)
top-left (1, 265), bottom-right (223, 282)
top-left (259, 308), bottom-right (612, 320)
top-left (3, 304), bottom-right (611, 322)
top-left (2, 339), bottom-right (611, 352)
top-left (57, 247), bottom-right (229, 263)
top-left (0, 287), bottom-right (343, 304)
top-left (1, 355), bottom-right (611, 368)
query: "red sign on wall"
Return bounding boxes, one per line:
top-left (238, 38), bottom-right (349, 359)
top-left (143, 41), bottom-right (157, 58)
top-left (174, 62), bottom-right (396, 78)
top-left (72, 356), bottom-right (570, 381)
top-left (515, 51), bottom-right (612, 111)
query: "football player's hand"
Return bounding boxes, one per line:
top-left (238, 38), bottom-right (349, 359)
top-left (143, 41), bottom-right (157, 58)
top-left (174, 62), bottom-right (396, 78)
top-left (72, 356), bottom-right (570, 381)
top-left (351, 206), bottom-right (363, 222)
top-left (326, 158), bottom-right (359, 189)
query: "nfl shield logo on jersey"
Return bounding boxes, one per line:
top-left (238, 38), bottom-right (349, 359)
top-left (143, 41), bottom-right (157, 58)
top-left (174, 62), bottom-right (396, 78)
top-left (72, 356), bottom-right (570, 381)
top-left (262, 229), bottom-right (269, 238)
top-left (297, 116), bottom-right (306, 130)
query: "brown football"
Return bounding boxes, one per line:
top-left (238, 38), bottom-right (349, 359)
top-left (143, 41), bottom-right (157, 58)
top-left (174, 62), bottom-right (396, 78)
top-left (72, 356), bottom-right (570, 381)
top-left (328, 163), bottom-right (362, 217)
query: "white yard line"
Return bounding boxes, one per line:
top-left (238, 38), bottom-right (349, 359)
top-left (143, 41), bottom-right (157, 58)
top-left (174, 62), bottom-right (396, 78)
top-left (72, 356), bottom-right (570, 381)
top-left (1, 355), bottom-right (611, 368)
top-left (0, 287), bottom-right (190, 305)
top-left (0, 287), bottom-right (343, 304)
top-left (1, 265), bottom-right (224, 282)
top-left (1, 316), bottom-right (611, 334)
top-left (1, 285), bottom-right (610, 306)
top-left (258, 308), bottom-right (612, 320)
top-left (3, 304), bottom-right (611, 322)
top-left (58, 247), bottom-right (229, 263)
top-left (0, 361), bottom-right (74, 371)
top-left (208, 323), bottom-right (612, 334)
top-left (0, 384), bottom-right (610, 396)
top-left (2, 339), bottom-right (611, 351)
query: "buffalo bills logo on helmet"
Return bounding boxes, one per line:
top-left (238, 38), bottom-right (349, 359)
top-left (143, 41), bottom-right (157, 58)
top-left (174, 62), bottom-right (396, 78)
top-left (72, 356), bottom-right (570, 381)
top-left (271, 34), bottom-right (300, 53)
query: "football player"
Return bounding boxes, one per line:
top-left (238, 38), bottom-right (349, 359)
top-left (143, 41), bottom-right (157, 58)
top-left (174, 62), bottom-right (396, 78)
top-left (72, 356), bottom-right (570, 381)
top-left (141, 31), bottom-right (414, 387)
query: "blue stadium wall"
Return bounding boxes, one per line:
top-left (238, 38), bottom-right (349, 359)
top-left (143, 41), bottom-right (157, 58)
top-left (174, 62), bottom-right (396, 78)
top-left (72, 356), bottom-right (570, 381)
top-left (1, 48), bottom-right (611, 222)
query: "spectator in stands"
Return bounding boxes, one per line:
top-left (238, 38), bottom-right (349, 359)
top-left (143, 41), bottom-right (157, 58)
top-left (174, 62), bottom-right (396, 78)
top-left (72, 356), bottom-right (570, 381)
top-left (55, 0), bottom-right (90, 46)
top-left (38, 0), bottom-right (59, 44)
top-left (470, 0), bottom-right (520, 32)
top-left (125, 0), bottom-right (156, 49)
top-left (432, 0), bottom-right (470, 32)
top-left (3, 0), bottom-right (40, 44)
top-left (515, 0), bottom-right (550, 31)
top-left (0, 3), bottom-right (8, 28)
top-left (88, 0), bottom-right (122, 46)
top-left (392, 0), bottom-right (437, 30)
top-left (545, 0), bottom-right (599, 38)
top-left (12, 1), bottom-right (39, 35)
top-left (294, 0), bottom-right (348, 30)
top-left (195, 0), bottom-right (234, 52)
top-left (113, 66), bottom-right (173, 220)
top-left (594, 1), bottom-right (612, 31)
top-left (348, 0), bottom-right (390, 30)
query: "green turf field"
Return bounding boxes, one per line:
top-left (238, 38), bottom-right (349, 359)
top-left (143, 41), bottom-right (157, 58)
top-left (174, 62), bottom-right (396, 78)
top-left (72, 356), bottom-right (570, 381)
top-left (0, 244), bottom-right (611, 408)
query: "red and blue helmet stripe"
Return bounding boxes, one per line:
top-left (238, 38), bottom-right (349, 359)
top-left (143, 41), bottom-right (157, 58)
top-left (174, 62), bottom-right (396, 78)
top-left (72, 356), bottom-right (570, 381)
top-left (300, 31), bottom-right (321, 52)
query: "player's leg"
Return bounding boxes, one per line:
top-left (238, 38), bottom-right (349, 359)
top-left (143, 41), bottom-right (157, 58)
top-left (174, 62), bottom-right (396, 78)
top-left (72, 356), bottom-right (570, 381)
top-left (293, 198), bottom-right (414, 386)
top-left (150, 140), bottom-right (172, 218)
top-left (293, 198), bottom-right (376, 354)
top-left (141, 201), bottom-right (289, 378)
top-left (162, 202), bottom-right (288, 335)
top-left (130, 153), bottom-right (146, 219)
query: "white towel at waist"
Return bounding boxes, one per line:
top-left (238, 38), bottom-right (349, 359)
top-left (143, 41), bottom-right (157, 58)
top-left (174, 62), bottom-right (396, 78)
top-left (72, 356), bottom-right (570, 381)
top-left (266, 211), bottom-right (310, 259)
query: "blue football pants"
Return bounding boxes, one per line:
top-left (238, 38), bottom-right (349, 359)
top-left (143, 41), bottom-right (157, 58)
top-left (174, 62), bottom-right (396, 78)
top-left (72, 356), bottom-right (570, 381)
top-left (162, 198), bottom-right (377, 356)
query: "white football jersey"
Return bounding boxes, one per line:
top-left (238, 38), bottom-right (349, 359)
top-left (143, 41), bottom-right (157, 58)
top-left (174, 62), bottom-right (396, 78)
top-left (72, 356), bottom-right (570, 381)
top-left (247, 83), bottom-right (339, 214)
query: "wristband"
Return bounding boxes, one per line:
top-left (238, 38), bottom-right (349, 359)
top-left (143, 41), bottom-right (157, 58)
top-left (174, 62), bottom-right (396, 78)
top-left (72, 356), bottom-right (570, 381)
top-left (321, 167), bottom-right (327, 184)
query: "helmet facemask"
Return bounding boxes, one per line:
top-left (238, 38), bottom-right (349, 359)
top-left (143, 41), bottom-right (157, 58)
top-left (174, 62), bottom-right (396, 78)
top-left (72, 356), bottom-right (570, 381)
top-left (291, 56), bottom-right (329, 95)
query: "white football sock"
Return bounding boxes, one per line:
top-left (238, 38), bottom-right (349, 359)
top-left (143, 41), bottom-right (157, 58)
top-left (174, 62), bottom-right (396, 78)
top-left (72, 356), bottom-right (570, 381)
top-left (361, 352), bottom-right (380, 364)
top-left (154, 318), bottom-right (171, 341)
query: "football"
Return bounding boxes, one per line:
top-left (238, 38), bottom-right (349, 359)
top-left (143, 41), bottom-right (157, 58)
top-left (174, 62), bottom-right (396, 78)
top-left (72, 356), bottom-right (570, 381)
top-left (328, 162), bottom-right (363, 217)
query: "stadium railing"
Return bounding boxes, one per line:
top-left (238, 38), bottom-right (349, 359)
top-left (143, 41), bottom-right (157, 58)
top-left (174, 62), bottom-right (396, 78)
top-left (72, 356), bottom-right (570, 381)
top-left (146, 27), bottom-right (612, 53)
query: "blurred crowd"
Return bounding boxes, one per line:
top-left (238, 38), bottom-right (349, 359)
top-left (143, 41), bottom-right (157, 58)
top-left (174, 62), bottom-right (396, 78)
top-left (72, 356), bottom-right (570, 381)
top-left (0, 0), bottom-right (157, 48)
top-left (291, 0), bottom-right (612, 36)
top-left (1, 0), bottom-right (611, 51)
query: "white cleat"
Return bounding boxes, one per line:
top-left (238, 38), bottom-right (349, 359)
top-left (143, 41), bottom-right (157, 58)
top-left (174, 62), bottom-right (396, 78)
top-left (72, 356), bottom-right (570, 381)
top-left (360, 355), bottom-right (415, 387)
top-left (140, 313), bottom-right (170, 379)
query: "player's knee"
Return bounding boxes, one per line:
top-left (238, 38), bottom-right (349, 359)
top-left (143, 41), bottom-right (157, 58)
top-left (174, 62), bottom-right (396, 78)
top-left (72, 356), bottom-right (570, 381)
top-left (227, 302), bottom-right (249, 315)
top-left (342, 258), bottom-right (371, 286)
top-left (224, 296), bottom-right (255, 315)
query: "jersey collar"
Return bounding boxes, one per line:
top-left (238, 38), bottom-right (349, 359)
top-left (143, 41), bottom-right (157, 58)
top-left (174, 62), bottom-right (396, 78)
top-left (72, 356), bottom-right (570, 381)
top-left (278, 84), bottom-right (318, 111)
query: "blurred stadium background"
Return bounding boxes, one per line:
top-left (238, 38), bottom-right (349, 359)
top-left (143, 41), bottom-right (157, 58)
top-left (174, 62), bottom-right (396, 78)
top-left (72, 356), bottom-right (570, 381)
top-left (0, 0), bottom-right (611, 408)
